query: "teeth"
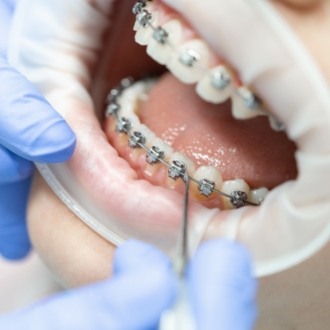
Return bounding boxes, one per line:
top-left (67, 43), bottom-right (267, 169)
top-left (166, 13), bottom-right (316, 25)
top-left (146, 20), bottom-right (183, 65)
top-left (107, 77), bottom-right (267, 209)
top-left (170, 152), bottom-right (196, 175)
top-left (117, 80), bottom-right (154, 127)
top-left (150, 138), bottom-right (173, 162)
top-left (134, 8), bottom-right (158, 45)
top-left (249, 187), bottom-right (269, 204)
top-left (128, 130), bottom-right (146, 162)
top-left (196, 65), bottom-right (233, 104)
top-left (135, 26), bottom-right (154, 46)
top-left (117, 94), bottom-right (140, 127)
top-left (132, 4), bottom-right (282, 136)
top-left (193, 166), bottom-right (223, 197)
top-left (231, 86), bottom-right (266, 120)
top-left (124, 113), bottom-right (140, 128)
top-left (168, 152), bottom-right (195, 188)
top-left (137, 124), bottom-right (156, 148)
top-left (144, 137), bottom-right (173, 178)
top-left (167, 39), bottom-right (211, 84)
top-left (221, 179), bottom-right (250, 209)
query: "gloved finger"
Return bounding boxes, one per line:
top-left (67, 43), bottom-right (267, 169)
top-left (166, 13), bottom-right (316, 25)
top-left (113, 239), bottom-right (173, 275)
top-left (0, 178), bottom-right (31, 259)
top-left (0, 0), bottom-right (15, 56)
top-left (161, 0), bottom-right (330, 276)
top-left (0, 241), bottom-right (177, 330)
top-left (0, 145), bottom-right (34, 184)
top-left (0, 57), bottom-right (76, 163)
top-left (188, 239), bottom-right (257, 330)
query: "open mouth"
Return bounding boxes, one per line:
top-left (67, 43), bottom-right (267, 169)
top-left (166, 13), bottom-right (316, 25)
top-left (100, 0), bottom-right (297, 211)
top-left (10, 0), bottom-right (330, 276)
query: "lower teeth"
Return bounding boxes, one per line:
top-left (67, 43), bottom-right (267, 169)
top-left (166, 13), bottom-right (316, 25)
top-left (105, 77), bottom-right (266, 209)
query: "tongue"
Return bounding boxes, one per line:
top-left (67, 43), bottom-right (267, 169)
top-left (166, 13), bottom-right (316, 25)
top-left (140, 72), bottom-right (297, 189)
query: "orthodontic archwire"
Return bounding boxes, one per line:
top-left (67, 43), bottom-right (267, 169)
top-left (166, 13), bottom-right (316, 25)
top-left (106, 77), bottom-right (261, 208)
top-left (132, 0), bottom-right (285, 131)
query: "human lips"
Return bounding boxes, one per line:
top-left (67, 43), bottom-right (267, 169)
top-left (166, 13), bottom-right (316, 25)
top-left (9, 0), bottom-right (330, 276)
top-left (100, 0), bottom-right (330, 274)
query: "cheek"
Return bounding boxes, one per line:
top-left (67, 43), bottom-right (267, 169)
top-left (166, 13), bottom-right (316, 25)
top-left (27, 173), bottom-right (117, 288)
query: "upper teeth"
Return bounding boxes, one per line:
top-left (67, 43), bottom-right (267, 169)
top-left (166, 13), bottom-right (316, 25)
top-left (132, 1), bottom-right (285, 130)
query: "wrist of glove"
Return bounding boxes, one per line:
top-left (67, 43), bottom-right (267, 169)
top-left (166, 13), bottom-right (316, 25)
top-left (0, 0), bottom-right (91, 260)
top-left (0, 240), bottom-right (257, 330)
top-left (0, 241), bottom-right (177, 330)
top-left (0, 57), bottom-right (76, 260)
top-left (188, 239), bottom-right (257, 330)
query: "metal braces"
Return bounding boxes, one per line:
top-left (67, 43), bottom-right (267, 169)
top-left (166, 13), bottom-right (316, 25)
top-left (235, 88), bottom-right (263, 111)
top-left (132, 1), bottom-right (200, 69)
top-left (105, 79), bottom-right (261, 208)
top-left (131, 1), bottom-right (283, 125)
top-left (179, 49), bottom-right (200, 67)
top-left (210, 68), bottom-right (232, 90)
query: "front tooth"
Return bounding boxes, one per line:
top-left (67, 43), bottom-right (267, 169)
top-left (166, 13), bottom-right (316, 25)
top-left (167, 39), bottom-right (210, 84)
top-left (168, 152), bottom-right (195, 188)
top-left (134, 11), bottom-right (158, 45)
top-left (121, 113), bottom-right (140, 128)
top-left (144, 137), bottom-right (173, 178)
top-left (135, 24), bottom-right (153, 46)
top-left (231, 86), bottom-right (265, 120)
top-left (137, 124), bottom-right (156, 148)
top-left (221, 179), bottom-right (250, 209)
top-left (146, 20), bottom-right (183, 65)
top-left (249, 187), bottom-right (269, 204)
top-left (151, 138), bottom-right (173, 162)
top-left (193, 166), bottom-right (223, 197)
top-left (170, 152), bottom-right (195, 175)
top-left (196, 65), bottom-right (233, 104)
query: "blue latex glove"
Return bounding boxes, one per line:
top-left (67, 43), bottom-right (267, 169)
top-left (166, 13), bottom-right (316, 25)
top-left (0, 240), bottom-right (257, 330)
top-left (0, 0), bottom-right (76, 260)
top-left (0, 241), bottom-right (177, 330)
top-left (188, 239), bottom-right (257, 330)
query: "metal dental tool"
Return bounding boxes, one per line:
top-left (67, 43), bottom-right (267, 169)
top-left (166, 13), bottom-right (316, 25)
top-left (177, 171), bottom-right (190, 276)
top-left (158, 166), bottom-right (198, 330)
top-left (105, 77), bottom-right (265, 328)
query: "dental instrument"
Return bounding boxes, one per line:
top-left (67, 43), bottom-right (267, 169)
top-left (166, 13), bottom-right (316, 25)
top-left (159, 153), bottom-right (254, 329)
top-left (158, 163), bottom-right (197, 330)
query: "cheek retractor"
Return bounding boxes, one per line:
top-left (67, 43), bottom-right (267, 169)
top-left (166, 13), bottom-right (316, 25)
top-left (161, 0), bottom-right (330, 276)
top-left (8, 0), bottom-right (326, 277)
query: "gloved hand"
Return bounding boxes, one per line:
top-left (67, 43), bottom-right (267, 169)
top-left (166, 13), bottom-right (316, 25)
top-left (0, 0), bottom-right (76, 260)
top-left (0, 240), bottom-right (257, 330)
top-left (0, 240), bottom-right (177, 330)
top-left (188, 239), bottom-right (257, 330)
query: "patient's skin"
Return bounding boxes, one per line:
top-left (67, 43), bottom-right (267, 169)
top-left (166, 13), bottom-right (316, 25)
top-left (28, 173), bottom-right (116, 288)
top-left (27, 0), bottom-right (330, 328)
